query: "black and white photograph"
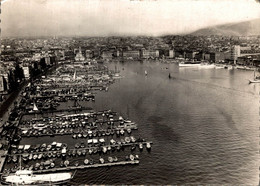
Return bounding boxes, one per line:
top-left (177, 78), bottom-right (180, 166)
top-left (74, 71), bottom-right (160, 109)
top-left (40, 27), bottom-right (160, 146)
top-left (0, 0), bottom-right (259, 185)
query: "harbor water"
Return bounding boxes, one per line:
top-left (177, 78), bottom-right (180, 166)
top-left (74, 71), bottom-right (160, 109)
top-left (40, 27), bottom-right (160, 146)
top-left (23, 61), bottom-right (259, 184)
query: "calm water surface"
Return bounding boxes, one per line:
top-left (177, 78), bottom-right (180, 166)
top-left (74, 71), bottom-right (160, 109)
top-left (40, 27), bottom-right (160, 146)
top-left (23, 61), bottom-right (260, 184)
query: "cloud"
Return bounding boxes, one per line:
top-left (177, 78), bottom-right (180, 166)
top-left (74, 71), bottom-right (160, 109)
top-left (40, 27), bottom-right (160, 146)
top-left (1, 0), bottom-right (260, 37)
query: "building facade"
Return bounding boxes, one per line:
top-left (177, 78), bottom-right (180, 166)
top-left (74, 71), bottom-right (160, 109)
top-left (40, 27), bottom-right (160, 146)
top-left (231, 45), bottom-right (241, 63)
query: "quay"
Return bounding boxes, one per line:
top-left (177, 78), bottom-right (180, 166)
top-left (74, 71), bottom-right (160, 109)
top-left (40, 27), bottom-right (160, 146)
top-left (23, 107), bottom-right (93, 115)
top-left (33, 160), bottom-right (139, 174)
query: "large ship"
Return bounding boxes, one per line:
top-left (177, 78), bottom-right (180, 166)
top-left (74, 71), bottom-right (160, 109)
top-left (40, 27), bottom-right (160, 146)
top-left (1, 169), bottom-right (73, 185)
top-left (178, 61), bottom-right (201, 67)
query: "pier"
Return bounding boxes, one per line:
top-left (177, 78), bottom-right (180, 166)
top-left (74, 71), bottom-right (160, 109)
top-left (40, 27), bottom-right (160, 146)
top-left (33, 160), bottom-right (139, 174)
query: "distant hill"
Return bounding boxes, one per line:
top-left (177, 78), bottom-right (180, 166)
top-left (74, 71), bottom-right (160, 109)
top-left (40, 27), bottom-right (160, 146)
top-left (190, 19), bottom-right (260, 36)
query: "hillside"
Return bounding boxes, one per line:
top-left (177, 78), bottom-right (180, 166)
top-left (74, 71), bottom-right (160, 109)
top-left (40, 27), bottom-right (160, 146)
top-left (190, 19), bottom-right (260, 36)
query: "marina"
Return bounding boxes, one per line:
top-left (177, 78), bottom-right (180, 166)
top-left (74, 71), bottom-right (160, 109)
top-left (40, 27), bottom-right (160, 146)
top-left (0, 60), bottom-right (153, 184)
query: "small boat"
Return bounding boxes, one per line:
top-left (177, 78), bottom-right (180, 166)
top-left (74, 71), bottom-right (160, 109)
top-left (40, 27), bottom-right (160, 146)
top-left (99, 157), bottom-right (105, 164)
top-left (22, 154), bottom-right (29, 162)
top-left (50, 162), bottom-right (55, 168)
top-left (146, 142), bottom-right (151, 149)
top-left (108, 157), bottom-right (113, 163)
top-left (249, 69), bottom-right (260, 83)
top-left (131, 144), bottom-right (136, 151)
top-left (130, 136), bottom-right (136, 143)
top-left (129, 154), bottom-right (135, 161)
top-left (102, 147), bottom-right (107, 154)
top-left (74, 161), bottom-right (79, 167)
top-left (64, 160), bottom-right (69, 167)
top-left (77, 150), bottom-right (82, 156)
top-left (72, 134), bottom-right (77, 139)
top-left (105, 131), bottom-right (110, 136)
top-left (89, 159), bottom-right (94, 165)
top-left (12, 155), bottom-right (18, 163)
top-left (125, 137), bottom-right (131, 143)
top-left (127, 128), bottom-right (131, 134)
top-left (47, 152), bottom-right (52, 158)
top-left (121, 139), bottom-right (125, 144)
top-left (57, 152), bottom-right (61, 158)
top-left (38, 153), bottom-right (43, 160)
top-left (120, 129), bottom-right (124, 135)
top-left (72, 150), bottom-right (76, 157)
top-left (29, 154), bottom-right (33, 161)
top-left (61, 148), bottom-right (66, 157)
top-left (93, 148), bottom-right (98, 154)
top-left (82, 149), bottom-right (87, 156)
top-left (35, 163), bottom-right (40, 170)
top-left (33, 154), bottom-right (38, 160)
top-left (113, 157), bottom-right (118, 162)
top-left (75, 143), bottom-right (80, 149)
top-left (84, 159), bottom-right (89, 165)
top-left (139, 143), bottom-right (143, 150)
top-left (80, 142), bottom-right (85, 148)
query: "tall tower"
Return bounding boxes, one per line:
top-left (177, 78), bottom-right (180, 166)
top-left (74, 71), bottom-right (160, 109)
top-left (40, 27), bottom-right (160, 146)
top-left (231, 45), bottom-right (240, 64)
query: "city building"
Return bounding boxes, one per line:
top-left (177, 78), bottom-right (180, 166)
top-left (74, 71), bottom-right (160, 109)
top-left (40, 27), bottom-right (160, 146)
top-left (101, 50), bottom-right (113, 59)
top-left (210, 52), bottom-right (225, 62)
top-left (85, 50), bottom-right (93, 59)
top-left (122, 50), bottom-right (140, 59)
top-left (231, 45), bottom-right (241, 64)
top-left (22, 66), bottom-right (30, 79)
top-left (169, 50), bottom-right (175, 58)
top-left (0, 76), bottom-right (7, 93)
top-left (140, 49), bottom-right (159, 59)
top-left (75, 47), bottom-right (85, 62)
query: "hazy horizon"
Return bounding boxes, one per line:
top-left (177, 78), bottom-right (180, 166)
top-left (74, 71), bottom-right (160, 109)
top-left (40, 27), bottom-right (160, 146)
top-left (2, 0), bottom-right (260, 37)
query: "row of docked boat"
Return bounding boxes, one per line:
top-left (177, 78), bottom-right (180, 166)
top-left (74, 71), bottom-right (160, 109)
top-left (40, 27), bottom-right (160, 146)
top-left (20, 121), bottom-right (136, 138)
top-left (10, 142), bottom-right (67, 154)
top-left (7, 140), bottom-right (151, 164)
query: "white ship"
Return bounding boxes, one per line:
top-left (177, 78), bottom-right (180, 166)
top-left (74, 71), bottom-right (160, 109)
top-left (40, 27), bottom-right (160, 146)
top-left (2, 170), bottom-right (73, 185)
top-left (199, 63), bottom-right (215, 69)
top-left (249, 69), bottom-right (260, 83)
top-left (178, 61), bottom-right (201, 67)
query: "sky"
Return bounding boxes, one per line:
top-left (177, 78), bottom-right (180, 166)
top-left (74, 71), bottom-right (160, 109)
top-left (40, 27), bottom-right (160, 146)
top-left (1, 0), bottom-right (260, 37)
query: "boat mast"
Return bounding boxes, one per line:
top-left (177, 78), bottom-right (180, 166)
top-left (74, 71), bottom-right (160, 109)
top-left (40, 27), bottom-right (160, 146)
top-left (19, 155), bottom-right (22, 170)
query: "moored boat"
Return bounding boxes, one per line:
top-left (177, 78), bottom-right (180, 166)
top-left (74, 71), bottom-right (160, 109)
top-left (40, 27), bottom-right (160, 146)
top-left (99, 157), bottom-right (105, 164)
top-left (1, 170), bottom-right (73, 185)
top-left (84, 159), bottom-right (89, 165)
top-left (178, 61), bottom-right (201, 67)
top-left (146, 142), bottom-right (151, 150)
top-left (249, 69), bottom-right (260, 83)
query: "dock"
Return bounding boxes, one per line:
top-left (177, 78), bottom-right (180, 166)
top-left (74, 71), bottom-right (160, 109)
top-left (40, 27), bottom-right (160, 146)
top-left (33, 160), bottom-right (139, 173)
top-left (23, 107), bottom-right (93, 115)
